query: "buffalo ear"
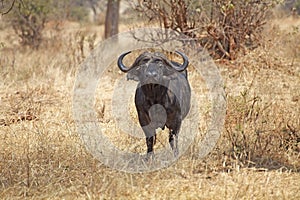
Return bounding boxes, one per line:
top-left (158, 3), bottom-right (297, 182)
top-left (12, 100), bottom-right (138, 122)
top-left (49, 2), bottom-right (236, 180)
top-left (162, 65), bottom-right (178, 80)
top-left (127, 69), bottom-right (140, 81)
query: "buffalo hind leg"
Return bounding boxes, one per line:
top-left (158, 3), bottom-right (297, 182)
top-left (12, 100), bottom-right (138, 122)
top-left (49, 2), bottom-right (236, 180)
top-left (169, 129), bottom-right (179, 157)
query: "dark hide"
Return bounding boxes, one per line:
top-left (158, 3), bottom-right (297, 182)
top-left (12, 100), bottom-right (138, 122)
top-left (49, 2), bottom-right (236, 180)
top-left (118, 51), bottom-right (191, 157)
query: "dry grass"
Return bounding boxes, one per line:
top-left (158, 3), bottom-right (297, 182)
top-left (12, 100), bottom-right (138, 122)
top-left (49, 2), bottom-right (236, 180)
top-left (0, 17), bottom-right (300, 199)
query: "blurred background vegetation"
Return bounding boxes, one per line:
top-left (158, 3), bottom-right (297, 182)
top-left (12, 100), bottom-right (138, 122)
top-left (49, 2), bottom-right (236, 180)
top-left (0, 0), bottom-right (299, 54)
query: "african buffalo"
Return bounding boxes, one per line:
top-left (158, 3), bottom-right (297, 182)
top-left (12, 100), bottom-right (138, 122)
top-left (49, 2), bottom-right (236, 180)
top-left (117, 51), bottom-right (191, 157)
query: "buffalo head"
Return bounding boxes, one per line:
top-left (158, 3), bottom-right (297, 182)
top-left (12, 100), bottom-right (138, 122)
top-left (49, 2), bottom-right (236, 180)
top-left (118, 51), bottom-right (189, 85)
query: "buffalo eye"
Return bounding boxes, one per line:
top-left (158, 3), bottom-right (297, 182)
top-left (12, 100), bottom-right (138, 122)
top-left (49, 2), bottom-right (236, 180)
top-left (141, 58), bottom-right (150, 64)
top-left (153, 58), bottom-right (162, 63)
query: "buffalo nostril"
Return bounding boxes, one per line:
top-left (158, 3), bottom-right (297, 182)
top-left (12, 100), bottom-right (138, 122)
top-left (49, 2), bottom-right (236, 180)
top-left (146, 71), bottom-right (158, 77)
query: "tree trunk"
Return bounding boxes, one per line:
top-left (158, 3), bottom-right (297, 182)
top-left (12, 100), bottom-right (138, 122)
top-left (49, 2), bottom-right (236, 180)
top-left (104, 0), bottom-right (120, 38)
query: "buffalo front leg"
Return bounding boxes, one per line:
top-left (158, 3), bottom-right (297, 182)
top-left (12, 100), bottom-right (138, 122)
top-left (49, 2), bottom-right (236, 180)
top-left (146, 135), bottom-right (156, 154)
top-left (169, 129), bottom-right (179, 157)
top-left (142, 125), bottom-right (156, 158)
top-left (145, 132), bottom-right (156, 160)
top-left (136, 107), bottom-right (155, 157)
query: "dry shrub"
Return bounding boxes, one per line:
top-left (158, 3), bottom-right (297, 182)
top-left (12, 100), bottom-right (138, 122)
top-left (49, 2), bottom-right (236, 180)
top-left (130, 0), bottom-right (281, 59)
top-left (6, 0), bottom-right (51, 49)
top-left (223, 86), bottom-right (300, 170)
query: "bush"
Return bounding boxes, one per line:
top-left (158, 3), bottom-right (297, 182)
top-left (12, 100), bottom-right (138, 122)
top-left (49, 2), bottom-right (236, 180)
top-left (130, 0), bottom-right (282, 60)
top-left (7, 0), bottom-right (51, 49)
top-left (224, 83), bottom-right (300, 169)
top-left (3, 0), bottom-right (89, 49)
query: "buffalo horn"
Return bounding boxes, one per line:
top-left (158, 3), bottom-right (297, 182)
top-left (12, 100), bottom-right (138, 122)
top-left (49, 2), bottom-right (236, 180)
top-left (117, 51), bottom-right (132, 72)
top-left (172, 51), bottom-right (189, 72)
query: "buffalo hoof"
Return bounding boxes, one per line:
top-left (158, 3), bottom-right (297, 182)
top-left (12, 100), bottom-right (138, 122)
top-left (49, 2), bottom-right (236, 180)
top-left (145, 152), bottom-right (155, 163)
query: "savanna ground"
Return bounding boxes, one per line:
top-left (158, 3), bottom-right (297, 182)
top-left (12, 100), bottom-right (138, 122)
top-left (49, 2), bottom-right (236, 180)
top-left (1, 14), bottom-right (300, 199)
